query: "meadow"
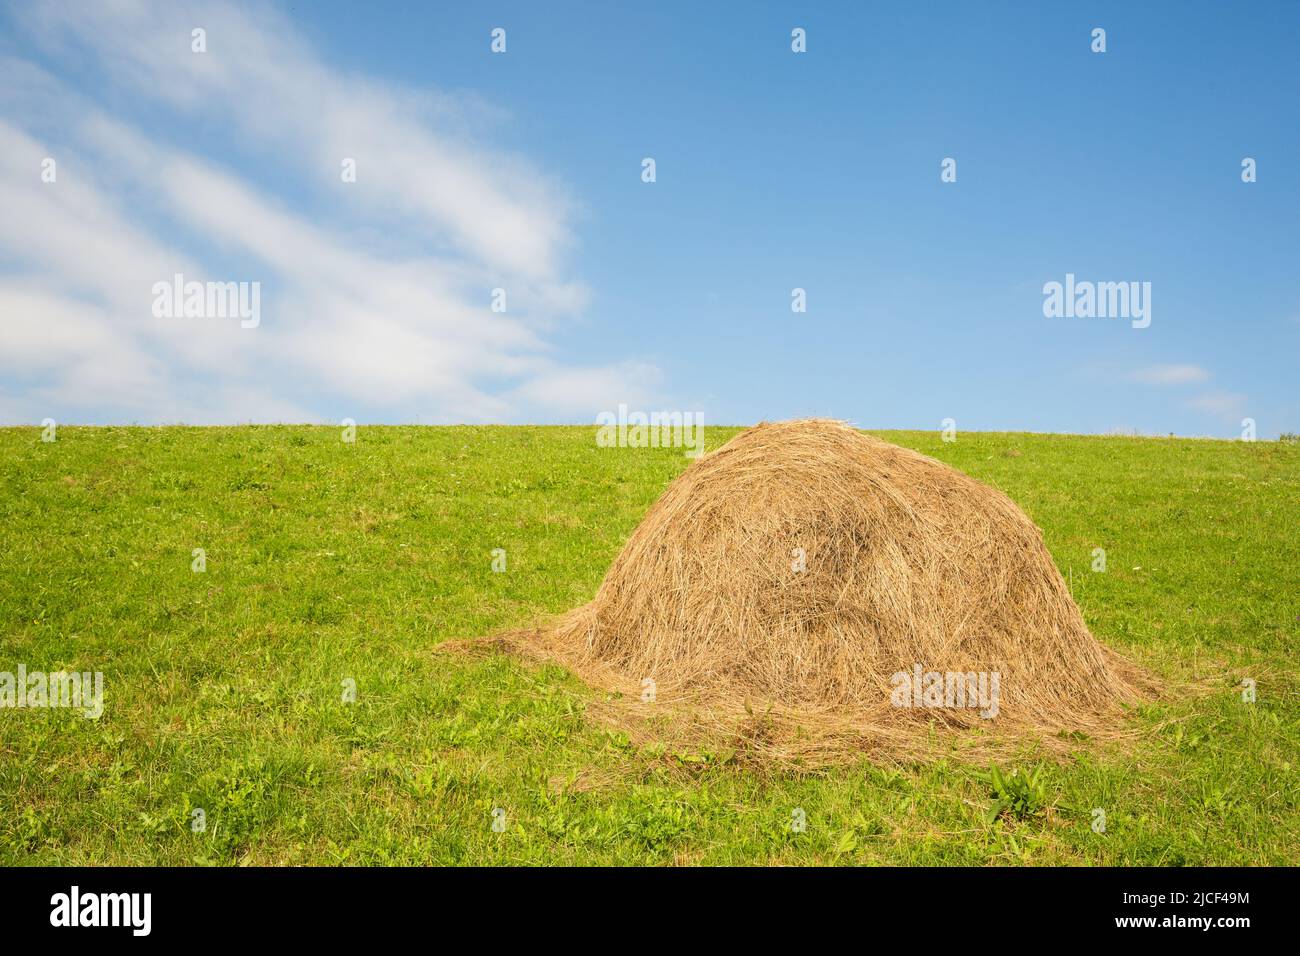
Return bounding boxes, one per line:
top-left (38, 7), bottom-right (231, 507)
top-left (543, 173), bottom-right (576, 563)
top-left (0, 425), bottom-right (1296, 865)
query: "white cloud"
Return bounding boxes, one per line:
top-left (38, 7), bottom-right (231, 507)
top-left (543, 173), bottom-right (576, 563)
top-left (1129, 364), bottom-right (1210, 385)
top-left (0, 0), bottom-right (657, 424)
top-left (1185, 390), bottom-right (1249, 421)
top-left (1127, 366), bottom-right (1248, 426)
top-left (506, 362), bottom-right (665, 418)
top-left (16, 0), bottom-right (573, 279)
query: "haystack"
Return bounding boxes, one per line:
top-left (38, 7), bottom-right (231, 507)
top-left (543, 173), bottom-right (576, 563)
top-left (513, 419), bottom-right (1153, 761)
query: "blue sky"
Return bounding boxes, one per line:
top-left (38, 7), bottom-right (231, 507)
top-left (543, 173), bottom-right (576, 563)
top-left (1, 0), bottom-right (1297, 435)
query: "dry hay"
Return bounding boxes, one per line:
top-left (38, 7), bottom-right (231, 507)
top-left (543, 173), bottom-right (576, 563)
top-left (498, 419), bottom-right (1157, 764)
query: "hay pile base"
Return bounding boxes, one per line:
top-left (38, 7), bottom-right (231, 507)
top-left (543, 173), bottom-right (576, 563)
top-left (505, 419), bottom-right (1155, 763)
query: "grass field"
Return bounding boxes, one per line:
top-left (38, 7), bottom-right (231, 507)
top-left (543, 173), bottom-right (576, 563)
top-left (1, 425), bottom-right (1296, 865)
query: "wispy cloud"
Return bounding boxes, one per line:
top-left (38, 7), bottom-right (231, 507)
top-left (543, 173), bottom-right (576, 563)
top-left (1128, 364), bottom-right (1210, 386)
top-left (1185, 390), bottom-right (1249, 421)
top-left (0, 0), bottom-right (655, 423)
top-left (1123, 363), bottom-right (1251, 430)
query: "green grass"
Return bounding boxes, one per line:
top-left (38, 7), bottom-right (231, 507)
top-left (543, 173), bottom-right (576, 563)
top-left (1, 425), bottom-right (1296, 865)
